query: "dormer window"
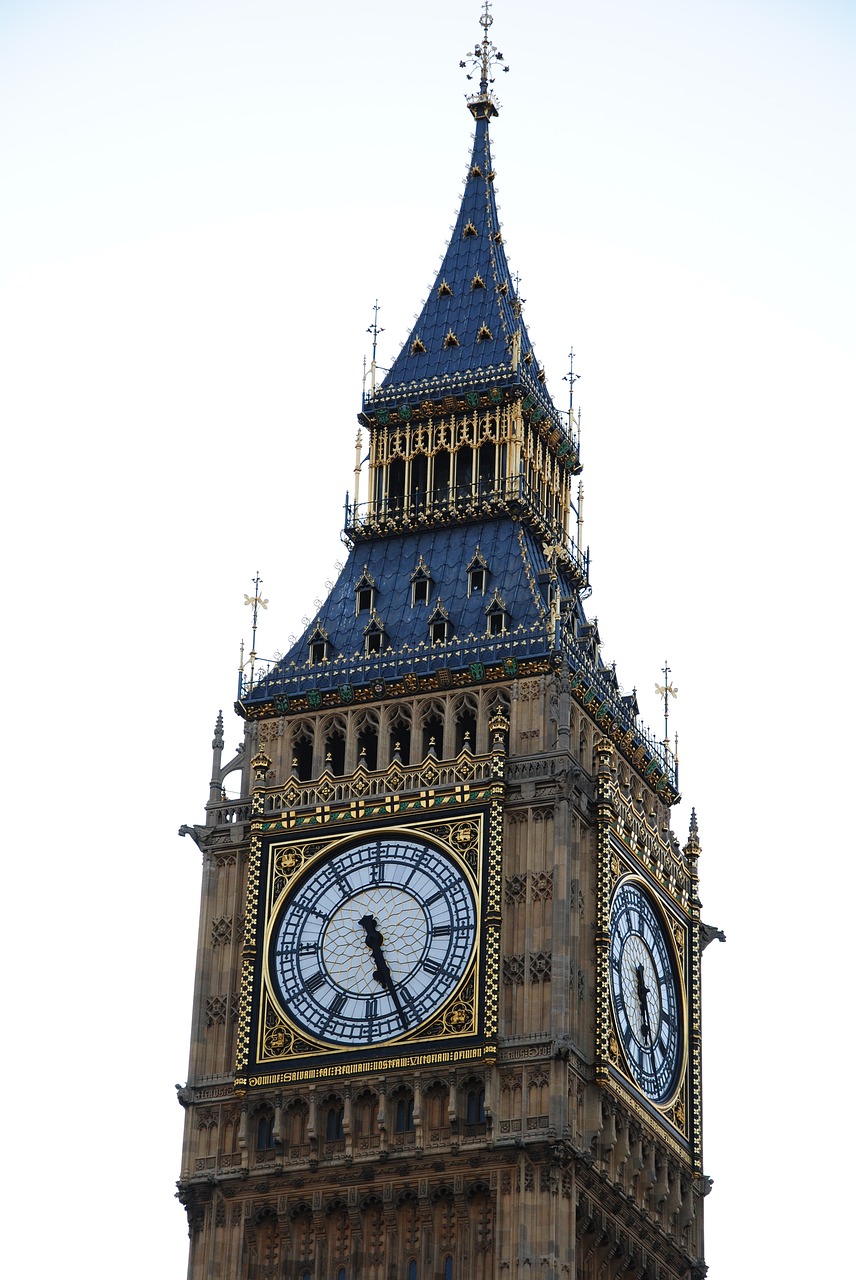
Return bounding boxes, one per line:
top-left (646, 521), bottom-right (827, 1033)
top-left (363, 610), bottom-right (388, 656)
top-left (428, 601), bottom-right (452, 646)
top-left (308, 621), bottom-right (331, 665)
top-left (410, 557), bottom-right (432, 606)
top-left (485, 591), bottom-right (509, 637)
top-left (467, 549), bottom-right (489, 596)
top-left (355, 570), bottom-right (376, 616)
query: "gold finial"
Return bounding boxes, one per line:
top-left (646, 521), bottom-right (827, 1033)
top-left (243, 571), bottom-right (268, 691)
top-left (655, 660), bottom-right (678, 761)
top-left (461, 0), bottom-right (509, 116)
top-left (366, 300), bottom-right (384, 399)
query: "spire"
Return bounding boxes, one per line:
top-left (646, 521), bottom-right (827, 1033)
top-left (373, 4), bottom-right (552, 416)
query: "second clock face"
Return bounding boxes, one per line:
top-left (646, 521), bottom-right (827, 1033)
top-left (270, 835), bottom-right (477, 1047)
top-left (609, 879), bottom-right (683, 1104)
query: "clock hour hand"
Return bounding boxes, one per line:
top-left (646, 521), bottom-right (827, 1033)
top-left (359, 914), bottom-right (410, 1029)
top-left (635, 963), bottom-right (652, 1044)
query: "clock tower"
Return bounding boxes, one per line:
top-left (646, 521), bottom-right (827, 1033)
top-left (177, 10), bottom-right (715, 1278)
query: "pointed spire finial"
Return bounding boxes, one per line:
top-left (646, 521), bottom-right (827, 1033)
top-left (655, 660), bottom-right (678, 758)
top-left (461, 0), bottom-right (509, 118)
top-left (366, 300), bottom-right (384, 399)
top-left (244, 572), bottom-right (268, 691)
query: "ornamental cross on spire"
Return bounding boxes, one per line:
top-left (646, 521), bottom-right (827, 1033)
top-left (460, 0), bottom-right (509, 102)
top-left (655, 660), bottom-right (678, 752)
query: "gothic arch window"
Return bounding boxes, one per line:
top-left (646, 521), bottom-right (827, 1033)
top-left (420, 700), bottom-right (445, 760)
top-left (454, 695), bottom-right (478, 754)
top-left (353, 1089), bottom-right (379, 1146)
top-left (464, 1078), bottom-right (486, 1126)
top-left (407, 1262), bottom-right (418, 1280)
top-left (390, 1085), bottom-right (415, 1136)
top-left (424, 1079), bottom-right (450, 1139)
top-left (254, 1104), bottom-right (275, 1152)
top-left (324, 724), bottom-right (346, 776)
top-left (337, 1270), bottom-right (347, 1280)
top-left (291, 724), bottom-right (314, 782)
top-left (388, 709), bottom-right (412, 766)
top-left (283, 1098), bottom-right (309, 1154)
top-left (356, 714), bottom-right (379, 771)
top-left (323, 1097), bottom-right (345, 1144)
top-left (443, 1257), bottom-right (454, 1280)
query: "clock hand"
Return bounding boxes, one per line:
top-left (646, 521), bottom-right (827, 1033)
top-left (635, 963), bottom-right (652, 1044)
top-left (359, 914), bottom-right (410, 1029)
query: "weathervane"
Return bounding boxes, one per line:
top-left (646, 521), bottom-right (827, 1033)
top-left (564, 348), bottom-right (580, 412)
top-left (243, 571), bottom-right (268, 689)
top-left (366, 299), bottom-right (384, 399)
top-left (655, 660), bottom-right (678, 758)
top-left (460, 0), bottom-right (510, 96)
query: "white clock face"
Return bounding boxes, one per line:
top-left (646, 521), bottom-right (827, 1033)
top-left (270, 835), bottom-right (477, 1046)
top-left (608, 880), bottom-right (683, 1103)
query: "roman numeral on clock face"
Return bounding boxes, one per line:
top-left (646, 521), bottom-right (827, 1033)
top-left (271, 833), bottom-right (478, 1049)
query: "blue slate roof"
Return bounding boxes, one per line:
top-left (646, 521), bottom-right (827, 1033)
top-left (370, 104), bottom-right (562, 435)
top-left (247, 520), bottom-right (570, 702)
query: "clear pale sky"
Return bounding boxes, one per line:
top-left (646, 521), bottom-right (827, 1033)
top-left (2, 1), bottom-right (853, 1275)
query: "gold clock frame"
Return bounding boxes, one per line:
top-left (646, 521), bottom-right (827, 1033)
top-left (234, 737), bottom-right (506, 1090)
top-left (594, 736), bottom-right (703, 1172)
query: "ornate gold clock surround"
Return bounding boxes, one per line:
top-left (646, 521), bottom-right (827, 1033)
top-left (594, 736), bottom-right (703, 1172)
top-left (234, 740), bottom-right (506, 1090)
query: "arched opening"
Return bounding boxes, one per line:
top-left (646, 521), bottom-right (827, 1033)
top-left (357, 722), bottom-right (379, 771)
top-left (455, 704), bottom-right (477, 755)
top-left (422, 710), bottom-right (444, 760)
top-left (294, 732), bottom-right (313, 782)
top-left (388, 713), bottom-right (411, 765)
top-left (324, 728), bottom-right (346, 776)
top-left (324, 1101), bottom-right (345, 1143)
top-left (391, 1087), bottom-right (415, 1139)
top-left (255, 1106), bottom-right (275, 1152)
top-left (283, 1099), bottom-right (309, 1156)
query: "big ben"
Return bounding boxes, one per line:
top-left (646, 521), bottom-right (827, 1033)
top-left (177, 7), bottom-right (716, 1277)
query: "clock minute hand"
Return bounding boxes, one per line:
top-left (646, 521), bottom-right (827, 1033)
top-left (359, 914), bottom-right (410, 1029)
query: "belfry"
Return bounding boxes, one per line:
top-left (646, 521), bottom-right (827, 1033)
top-left (177, 7), bottom-right (715, 1277)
